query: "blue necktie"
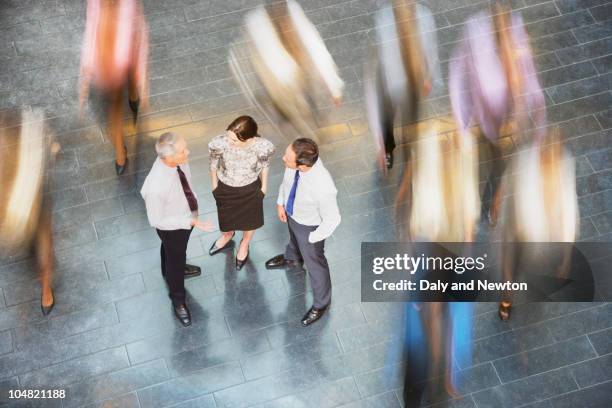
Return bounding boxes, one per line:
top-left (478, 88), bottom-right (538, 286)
top-left (286, 170), bottom-right (300, 216)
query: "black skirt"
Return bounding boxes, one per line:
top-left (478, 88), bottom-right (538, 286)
top-left (213, 178), bottom-right (265, 232)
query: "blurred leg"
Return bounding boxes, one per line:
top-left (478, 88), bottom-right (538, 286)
top-left (128, 69), bottom-right (139, 103)
top-left (35, 208), bottom-right (54, 308)
top-left (107, 90), bottom-right (126, 166)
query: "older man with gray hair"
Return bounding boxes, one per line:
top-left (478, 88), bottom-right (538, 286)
top-left (141, 132), bottom-right (214, 326)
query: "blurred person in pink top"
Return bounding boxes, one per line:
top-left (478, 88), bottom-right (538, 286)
top-left (449, 4), bottom-right (546, 225)
top-left (79, 0), bottom-right (149, 175)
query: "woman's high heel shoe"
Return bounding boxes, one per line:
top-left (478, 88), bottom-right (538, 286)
top-left (236, 246), bottom-right (249, 271)
top-left (115, 145), bottom-right (128, 175)
top-left (41, 290), bottom-right (55, 316)
top-left (115, 159), bottom-right (128, 175)
top-left (498, 301), bottom-right (512, 321)
top-left (209, 232), bottom-right (236, 256)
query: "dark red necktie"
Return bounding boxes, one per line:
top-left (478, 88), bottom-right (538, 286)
top-left (176, 166), bottom-right (198, 212)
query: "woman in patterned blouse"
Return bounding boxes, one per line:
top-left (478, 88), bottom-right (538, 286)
top-left (208, 116), bottom-right (275, 270)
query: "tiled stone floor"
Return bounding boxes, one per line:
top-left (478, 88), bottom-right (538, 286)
top-left (0, 0), bottom-right (611, 407)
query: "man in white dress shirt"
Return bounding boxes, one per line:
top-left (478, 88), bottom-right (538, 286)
top-left (265, 138), bottom-right (341, 326)
top-left (141, 132), bottom-right (213, 326)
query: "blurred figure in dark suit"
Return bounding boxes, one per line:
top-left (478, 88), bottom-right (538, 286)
top-left (365, 0), bottom-right (440, 171)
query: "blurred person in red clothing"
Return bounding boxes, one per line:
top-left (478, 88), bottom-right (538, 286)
top-left (79, 0), bottom-right (149, 175)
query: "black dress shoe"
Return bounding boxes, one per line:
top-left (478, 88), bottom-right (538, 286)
top-left (385, 152), bottom-right (394, 169)
top-left (129, 98), bottom-right (140, 123)
top-left (41, 291), bottom-right (55, 316)
top-left (301, 304), bottom-right (329, 326)
top-left (265, 254), bottom-right (303, 269)
top-left (209, 232), bottom-right (236, 256)
top-left (184, 264), bottom-right (201, 278)
top-left (115, 158), bottom-right (128, 175)
top-left (173, 303), bottom-right (192, 327)
top-left (236, 248), bottom-right (249, 271)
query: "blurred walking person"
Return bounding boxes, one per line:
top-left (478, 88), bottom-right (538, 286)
top-left (365, 0), bottom-right (440, 171)
top-left (79, 0), bottom-right (149, 175)
top-left (499, 130), bottom-right (579, 320)
top-left (141, 132), bottom-right (214, 327)
top-left (229, 0), bottom-right (344, 141)
top-left (395, 124), bottom-right (479, 405)
top-left (208, 116), bottom-right (275, 271)
top-left (0, 109), bottom-right (58, 315)
top-left (449, 3), bottom-right (546, 225)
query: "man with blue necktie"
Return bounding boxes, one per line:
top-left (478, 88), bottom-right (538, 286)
top-left (265, 138), bottom-right (341, 326)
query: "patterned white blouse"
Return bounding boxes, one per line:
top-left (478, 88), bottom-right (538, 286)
top-left (209, 135), bottom-right (275, 187)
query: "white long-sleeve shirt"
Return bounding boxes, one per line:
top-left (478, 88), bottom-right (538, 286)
top-left (140, 158), bottom-right (197, 231)
top-left (276, 159), bottom-right (341, 243)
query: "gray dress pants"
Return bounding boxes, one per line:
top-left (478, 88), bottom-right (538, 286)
top-left (285, 216), bottom-right (331, 308)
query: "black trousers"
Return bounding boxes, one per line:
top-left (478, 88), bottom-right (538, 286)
top-left (481, 141), bottom-right (506, 215)
top-left (378, 69), bottom-right (420, 158)
top-left (156, 228), bottom-right (192, 305)
top-left (284, 217), bottom-right (331, 308)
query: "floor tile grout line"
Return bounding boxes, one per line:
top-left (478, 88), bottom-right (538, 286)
top-left (514, 379), bottom-right (612, 408)
top-left (9, 344), bottom-right (136, 390)
top-left (492, 350), bottom-right (610, 390)
top-left (545, 72), bottom-right (610, 104)
top-left (459, 303), bottom-right (605, 348)
top-left (585, 333), bottom-right (600, 358)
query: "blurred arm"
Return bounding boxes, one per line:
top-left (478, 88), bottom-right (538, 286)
top-left (448, 40), bottom-right (472, 134)
top-left (79, 0), bottom-right (99, 112)
top-left (288, 0), bottom-right (344, 101)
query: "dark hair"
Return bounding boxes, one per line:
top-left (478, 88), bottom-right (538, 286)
top-left (227, 115), bottom-right (258, 142)
top-left (291, 138), bottom-right (319, 167)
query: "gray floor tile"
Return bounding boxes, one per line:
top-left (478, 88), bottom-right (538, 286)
top-left (589, 3), bottom-right (612, 22)
top-left (263, 377), bottom-right (361, 408)
top-left (63, 359), bottom-right (169, 408)
top-left (568, 353), bottom-right (612, 388)
top-left (545, 303), bottom-right (612, 340)
top-left (588, 327), bottom-right (612, 355)
top-left (18, 346), bottom-right (130, 389)
top-left (82, 392), bottom-right (140, 408)
top-left (471, 367), bottom-right (578, 408)
top-left (556, 37), bottom-right (612, 65)
top-left (460, 322), bottom-right (554, 369)
top-left (241, 334), bottom-right (342, 381)
top-left (555, 0), bottom-right (609, 14)
top-left (12, 302), bottom-right (119, 351)
top-left (0, 330), bottom-right (11, 356)
top-left (550, 380), bottom-right (612, 408)
top-left (213, 364), bottom-right (320, 408)
top-left (493, 335), bottom-right (597, 383)
top-left (125, 314), bottom-right (231, 366)
top-left (137, 361), bottom-right (244, 408)
top-left (337, 391), bottom-right (402, 408)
